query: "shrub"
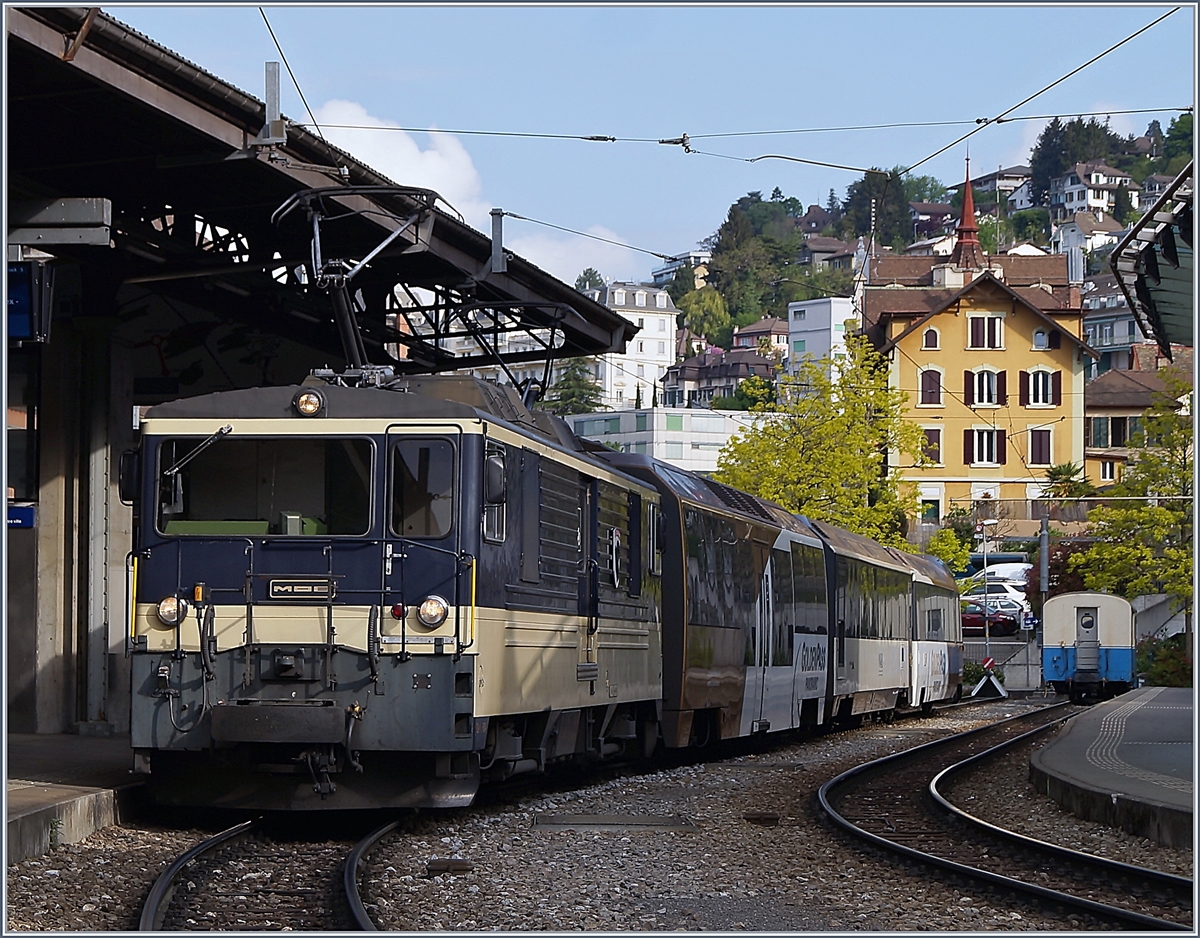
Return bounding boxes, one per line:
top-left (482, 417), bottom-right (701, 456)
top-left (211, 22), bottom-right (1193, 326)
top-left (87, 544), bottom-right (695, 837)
top-left (963, 660), bottom-right (1005, 685)
top-left (1136, 633), bottom-right (1192, 687)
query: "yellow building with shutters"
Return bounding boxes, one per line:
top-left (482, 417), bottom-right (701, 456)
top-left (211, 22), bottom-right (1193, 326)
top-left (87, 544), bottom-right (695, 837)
top-left (862, 162), bottom-right (1097, 537)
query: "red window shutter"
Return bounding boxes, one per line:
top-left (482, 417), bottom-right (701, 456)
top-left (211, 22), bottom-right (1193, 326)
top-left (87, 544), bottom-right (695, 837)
top-left (969, 318), bottom-right (984, 347)
top-left (964, 429), bottom-right (974, 465)
top-left (923, 428), bottom-right (941, 462)
top-left (997, 370), bottom-right (1007, 405)
top-left (1048, 329), bottom-right (1062, 349)
top-left (997, 430), bottom-right (1007, 464)
top-left (1051, 370), bottom-right (1062, 405)
top-left (963, 371), bottom-right (974, 406)
top-left (987, 317), bottom-right (1000, 348)
top-left (1019, 371), bottom-right (1030, 406)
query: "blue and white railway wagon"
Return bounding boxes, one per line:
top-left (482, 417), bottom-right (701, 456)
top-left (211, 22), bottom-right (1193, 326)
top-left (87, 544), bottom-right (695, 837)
top-left (903, 553), bottom-right (964, 711)
top-left (1042, 591), bottom-right (1136, 701)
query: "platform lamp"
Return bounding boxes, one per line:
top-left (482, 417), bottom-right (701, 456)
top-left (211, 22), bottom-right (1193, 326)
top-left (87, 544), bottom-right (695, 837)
top-left (977, 518), bottom-right (1000, 664)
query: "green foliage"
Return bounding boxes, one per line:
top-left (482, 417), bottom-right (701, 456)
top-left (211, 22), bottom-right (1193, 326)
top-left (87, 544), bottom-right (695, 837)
top-left (712, 335), bottom-right (924, 547)
top-left (666, 266), bottom-right (696, 303)
top-left (675, 286), bottom-right (730, 343)
top-left (903, 174), bottom-right (950, 205)
top-left (1136, 633), bottom-right (1192, 686)
top-left (574, 268), bottom-right (604, 292)
top-left (538, 358), bottom-right (604, 415)
top-left (926, 528), bottom-right (971, 573)
top-left (963, 660), bottom-right (1004, 685)
top-left (1028, 117), bottom-right (1128, 206)
top-left (1011, 209), bottom-right (1050, 245)
top-left (1163, 113), bottom-right (1193, 165)
top-left (1070, 369), bottom-right (1194, 617)
top-left (1112, 184), bottom-right (1133, 224)
top-left (1023, 541), bottom-right (1088, 613)
top-left (943, 506), bottom-right (975, 545)
top-left (1043, 462), bottom-right (1095, 498)
top-left (634, 385), bottom-right (643, 409)
top-left (711, 375), bottom-right (776, 412)
top-left (838, 167), bottom-right (912, 246)
top-left (977, 215), bottom-right (1013, 254)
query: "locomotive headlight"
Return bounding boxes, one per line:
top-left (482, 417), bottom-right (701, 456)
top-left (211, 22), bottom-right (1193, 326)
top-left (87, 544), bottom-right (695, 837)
top-left (156, 595), bottom-right (191, 627)
top-left (416, 595), bottom-right (449, 627)
top-left (293, 389), bottom-right (325, 417)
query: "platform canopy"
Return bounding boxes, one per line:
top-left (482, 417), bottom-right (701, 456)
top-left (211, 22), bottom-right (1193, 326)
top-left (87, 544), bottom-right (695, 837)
top-left (1111, 161), bottom-right (1194, 359)
top-left (7, 8), bottom-right (636, 372)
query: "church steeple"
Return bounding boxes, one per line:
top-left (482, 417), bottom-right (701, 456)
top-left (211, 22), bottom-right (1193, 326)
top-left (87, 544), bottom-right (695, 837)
top-left (949, 155), bottom-right (986, 270)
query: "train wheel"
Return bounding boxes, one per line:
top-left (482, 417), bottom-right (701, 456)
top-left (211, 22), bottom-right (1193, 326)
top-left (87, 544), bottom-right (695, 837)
top-left (920, 700), bottom-right (934, 717)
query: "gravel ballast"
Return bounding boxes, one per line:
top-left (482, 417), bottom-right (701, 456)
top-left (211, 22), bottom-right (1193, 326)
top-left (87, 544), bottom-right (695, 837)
top-left (6, 699), bottom-right (1192, 931)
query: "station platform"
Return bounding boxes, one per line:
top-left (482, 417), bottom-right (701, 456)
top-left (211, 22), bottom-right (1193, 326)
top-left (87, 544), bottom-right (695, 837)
top-left (1030, 686), bottom-right (1193, 848)
top-left (7, 733), bottom-right (144, 863)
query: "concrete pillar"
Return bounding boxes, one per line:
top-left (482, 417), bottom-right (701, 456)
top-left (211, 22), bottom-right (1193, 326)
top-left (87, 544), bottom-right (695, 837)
top-left (104, 339), bottom-right (136, 733)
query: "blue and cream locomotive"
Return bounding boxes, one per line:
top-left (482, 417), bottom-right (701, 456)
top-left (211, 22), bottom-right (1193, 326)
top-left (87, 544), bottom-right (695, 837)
top-left (122, 370), bottom-right (964, 810)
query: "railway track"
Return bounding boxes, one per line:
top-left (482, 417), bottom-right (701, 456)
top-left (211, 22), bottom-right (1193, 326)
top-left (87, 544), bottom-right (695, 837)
top-left (139, 818), bottom-right (396, 931)
top-left (818, 702), bottom-right (1193, 931)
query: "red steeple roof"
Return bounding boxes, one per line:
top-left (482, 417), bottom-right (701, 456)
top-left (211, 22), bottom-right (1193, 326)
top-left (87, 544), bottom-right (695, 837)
top-left (949, 155), bottom-right (986, 269)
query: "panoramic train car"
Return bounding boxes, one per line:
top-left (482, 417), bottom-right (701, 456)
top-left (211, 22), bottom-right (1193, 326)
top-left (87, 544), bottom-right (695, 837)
top-left (1042, 591), bottom-right (1136, 702)
top-left (903, 552), bottom-right (965, 712)
top-left (122, 374), bottom-right (664, 810)
top-left (598, 452), bottom-right (831, 748)
top-left (805, 521), bottom-right (915, 722)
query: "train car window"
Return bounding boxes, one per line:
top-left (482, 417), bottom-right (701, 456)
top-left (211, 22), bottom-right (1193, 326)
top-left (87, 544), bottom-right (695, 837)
top-left (157, 437), bottom-right (372, 536)
top-left (647, 502), bottom-right (662, 576)
top-left (791, 541), bottom-right (827, 634)
top-left (770, 548), bottom-right (793, 666)
top-left (391, 439), bottom-right (455, 539)
top-left (482, 443), bottom-right (506, 543)
top-left (927, 608), bottom-right (943, 635)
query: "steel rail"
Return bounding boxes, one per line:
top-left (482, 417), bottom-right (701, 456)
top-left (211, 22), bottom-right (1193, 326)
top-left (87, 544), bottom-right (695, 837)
top-left (138, 819), bottom-right (258, 931)
top-left (930, 720), bottom-right (1194, 893)
top-left (816, 704), bottom-right (1189, 931)
top-left (343, 821), bottom-right (400, 930)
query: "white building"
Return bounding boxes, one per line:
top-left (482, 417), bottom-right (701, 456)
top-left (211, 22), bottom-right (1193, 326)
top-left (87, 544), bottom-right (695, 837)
top-left (786, 296), bottom-right (856, 370)
top-left (650, 250), bottom-right (711, 288)
top-left (1050, 212), bottom-right (1125, 256)
top-left (569, 407), bottom-right (767, 474)
top-left (582, 282), bottom-right (679, 409)
top-left (1006, 180), bottom-right (1035, 213)
top-left (1049, 161), bottom-right (1140, 223)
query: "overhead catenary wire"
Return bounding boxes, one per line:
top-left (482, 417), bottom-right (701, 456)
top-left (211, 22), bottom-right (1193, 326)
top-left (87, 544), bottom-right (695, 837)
top-left (499, 211), bottom-right (676, 260)
top-left (901, 7), bottom-right (1179, 176)
top-left (258, 8), bottom-right (345, 170)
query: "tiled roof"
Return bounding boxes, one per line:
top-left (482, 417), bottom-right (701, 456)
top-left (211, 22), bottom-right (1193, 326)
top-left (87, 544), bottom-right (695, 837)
top-left (1085, 368), bottom-right (1168, 409)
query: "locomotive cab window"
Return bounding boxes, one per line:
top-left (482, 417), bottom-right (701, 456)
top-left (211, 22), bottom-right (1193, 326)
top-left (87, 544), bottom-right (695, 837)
top-left (482, 442), bottom-right (506, 543)
top-left (391, 438), bottom-right (455, 538)
top-left (157, 437), bottom-right (372, 536)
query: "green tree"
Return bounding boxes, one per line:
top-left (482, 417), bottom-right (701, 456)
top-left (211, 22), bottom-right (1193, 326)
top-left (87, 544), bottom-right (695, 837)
top-left (574, 268), bottom-right (604, 292)
top-left (902, 174), bottom-right (949, 205)
top-left (539, 358), bottom-right (604, 415)
top-left (1069, 370), bottom-right (1193, 650)
top-left (675, 286), bottom-right (729, 343)
top-left (712, 374), bottom-right (775, 411)
top-left (634, 385), bottom-right (643, 409)
top-left (1162, 113), bottom-right (1193, 166)
top-left (977, 215), bottom-right (1013, 254)
top-left (1113, 184), bottom-right (1133, 225)
top-left (839, 167), bottom-right (911, 246)
top-left (1011, 209), bottom-right (1050, 245)
top-left (666, 266), bottom-right (696, 304)
top-left (926, 527), bottom-right (971, 573)
top-left (1043, 461), bottom-right (1095, 498)
top-left (712, 336), bottom-right (925, 547)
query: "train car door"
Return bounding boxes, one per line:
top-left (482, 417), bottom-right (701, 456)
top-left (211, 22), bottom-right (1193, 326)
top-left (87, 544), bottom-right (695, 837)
top-left (382, 426), bottom-right (464, 656)
top-left (577, 477), bottom-right (599, 685)
top-left (762, 547), bottom-right (798, 731)
top-left (834, 556), bottom-right (850, 696)
top-left (1076, 607), bottom-right (1099, 672)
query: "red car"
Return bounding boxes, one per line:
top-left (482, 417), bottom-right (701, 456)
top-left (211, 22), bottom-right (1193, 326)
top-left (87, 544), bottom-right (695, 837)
top-left (961, 601), bottom-right (1019, 636)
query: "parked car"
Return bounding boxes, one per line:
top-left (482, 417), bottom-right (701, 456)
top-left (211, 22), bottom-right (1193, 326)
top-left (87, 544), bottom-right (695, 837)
top-left (962, 581), bottom-right (1030, 613)
top-left (966, 562), bottom-right (1032, 586)
top-left (961, 601), bottom-right (1020, 636)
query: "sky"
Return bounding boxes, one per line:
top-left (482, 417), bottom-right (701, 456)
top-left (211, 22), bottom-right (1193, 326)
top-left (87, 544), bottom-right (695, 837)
top-left (107, 4), bottom-right (1195, 285)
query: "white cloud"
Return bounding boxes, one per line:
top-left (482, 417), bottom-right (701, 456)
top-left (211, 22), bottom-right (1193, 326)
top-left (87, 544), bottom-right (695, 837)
top-left (505, 225), bottom-right (647, 287)
top-left (314, 100), bottom-right (492, 229)
top-left (313, 100), bottom-right (650, 287)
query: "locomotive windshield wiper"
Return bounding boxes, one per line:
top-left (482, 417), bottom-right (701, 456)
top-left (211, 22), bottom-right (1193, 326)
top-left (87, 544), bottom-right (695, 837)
top-left (161, 424), bottom-right (233, 477)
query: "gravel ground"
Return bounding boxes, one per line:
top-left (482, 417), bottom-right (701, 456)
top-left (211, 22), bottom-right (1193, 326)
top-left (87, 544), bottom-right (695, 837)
top-left (945, 732), bottom-right (1193, 879)
top-left (6, 699), bottom-right (1191, 932)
